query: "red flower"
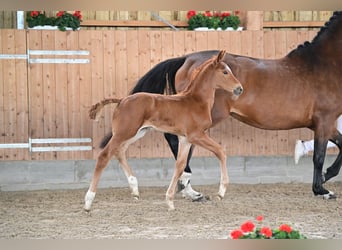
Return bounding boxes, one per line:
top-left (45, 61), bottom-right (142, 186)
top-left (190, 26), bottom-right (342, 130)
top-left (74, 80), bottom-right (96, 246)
top-left (204, 11), bottom-right (212, 17)
top-left (73, 10), bottom-right (82, 20)
top-left (279, 224), bottom-right (292, 233)
top-left (240, 221), bottom-right (255, 233)
top-left (256, 215), bottom-right (264, 222)
top-left (221, 12), bottom-right (231, 18)
top-left (186, 10), bottom-right (196, 20)
top-left (213, 11), bottom-right (220, 17)
top-left (230, 229), bottom-right (243, 239)
top-left (30, 11), bottom-right (39, 17)
top-left (260, 227), bottom-right (273, 238)
top-left (56, 11), bottom-right (65, 17)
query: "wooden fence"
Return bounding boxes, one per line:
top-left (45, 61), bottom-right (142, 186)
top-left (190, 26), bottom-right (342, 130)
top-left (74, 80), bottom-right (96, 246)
top-left (1, 11), bottom-right (334, 30)
top-left (1, 29), bottom-right (335, 161)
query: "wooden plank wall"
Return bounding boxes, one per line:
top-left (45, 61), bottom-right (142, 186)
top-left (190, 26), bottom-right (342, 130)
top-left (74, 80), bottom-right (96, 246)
top-left (0, 30), bottom-right (28, 160)
top-left (2, 29), bottom-right (337, 161)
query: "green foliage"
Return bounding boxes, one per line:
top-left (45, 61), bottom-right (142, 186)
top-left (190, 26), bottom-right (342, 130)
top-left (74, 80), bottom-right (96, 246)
top-left (26, 11), bottom-right (82, 31)
top-left (187, 11), bottom-right (241, 30)
top-left (187, 13), bottom-right (210, 30)
top-left (220, 15), bottom-right (240, 30)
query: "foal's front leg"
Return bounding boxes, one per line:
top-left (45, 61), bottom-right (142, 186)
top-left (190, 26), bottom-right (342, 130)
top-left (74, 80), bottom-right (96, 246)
top-left (189, 132), bottom-right (228, 199)
top-left (166, 137), bottom-right (192, 210)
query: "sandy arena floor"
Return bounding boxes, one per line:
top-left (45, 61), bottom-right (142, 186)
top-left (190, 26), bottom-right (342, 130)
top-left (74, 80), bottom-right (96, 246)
top-left (1, 182), bottom-right (342, 239)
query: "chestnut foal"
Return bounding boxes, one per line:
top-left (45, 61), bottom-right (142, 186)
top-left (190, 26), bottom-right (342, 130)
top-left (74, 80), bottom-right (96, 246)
top-left (84, 50), bottom-right (243, 211)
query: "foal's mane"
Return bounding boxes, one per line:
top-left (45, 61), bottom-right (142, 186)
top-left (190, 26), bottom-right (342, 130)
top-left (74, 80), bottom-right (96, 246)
top-left (287, 11), bottom-right (341, 59)
top-left (181, 55), bottom-right (218, 93)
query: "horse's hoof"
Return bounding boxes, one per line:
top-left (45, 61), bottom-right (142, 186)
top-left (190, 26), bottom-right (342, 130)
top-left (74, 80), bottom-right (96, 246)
top-left (192, 193), bottom-right (204, 202)
top-left (323, 191), bottom-right (336, 200)
top-left (132, 195), bottom-right (139, 200)
top-left (315, 191), bottom-right (336, 200)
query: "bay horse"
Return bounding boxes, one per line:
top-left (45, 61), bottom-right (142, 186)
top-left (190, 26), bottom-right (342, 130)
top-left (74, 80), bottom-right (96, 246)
top-left (84, 50), bottom-right (243, 211)
top-left (117, 11), bottom-right (341, 200)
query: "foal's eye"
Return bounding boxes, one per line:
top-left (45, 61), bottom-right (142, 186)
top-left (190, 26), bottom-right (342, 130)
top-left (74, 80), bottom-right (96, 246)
top-left (223, 70), bottom-right (229, 75)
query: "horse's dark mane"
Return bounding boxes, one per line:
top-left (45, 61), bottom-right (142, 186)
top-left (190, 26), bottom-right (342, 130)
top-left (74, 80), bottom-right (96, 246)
top-left (129, 57), bottom-right (186, 95)
top-left (287, 11), bottom-right (341, 59)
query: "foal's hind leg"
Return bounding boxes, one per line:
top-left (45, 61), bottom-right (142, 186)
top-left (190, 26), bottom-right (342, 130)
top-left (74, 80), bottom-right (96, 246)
top-left (84, 144), bottom-right (115, 211)
top-left (116, 147), bottom-right (140, 199)
top-left (116, 127), bottom-right (150, 199)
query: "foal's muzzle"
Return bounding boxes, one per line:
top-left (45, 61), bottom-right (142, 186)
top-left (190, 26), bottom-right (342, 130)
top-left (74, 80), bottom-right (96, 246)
top-left (233, 86), bottom-right (243, 96)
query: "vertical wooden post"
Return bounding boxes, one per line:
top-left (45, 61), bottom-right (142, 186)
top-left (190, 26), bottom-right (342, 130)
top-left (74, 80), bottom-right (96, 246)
top-left (244, 11), bottom-right (264, 30)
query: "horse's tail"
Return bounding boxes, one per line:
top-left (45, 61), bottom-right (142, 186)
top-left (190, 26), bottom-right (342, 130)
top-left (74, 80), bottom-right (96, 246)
top-left (99, 56), bottom-right (187, 149)
top-left (130, 56), bottom-right (187, 95)
top-left (89, 98), bottom-right (121, 120)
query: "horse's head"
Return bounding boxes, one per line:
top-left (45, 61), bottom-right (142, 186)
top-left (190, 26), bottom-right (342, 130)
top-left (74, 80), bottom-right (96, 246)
top-left (212, 50), bottom-right (243, 98)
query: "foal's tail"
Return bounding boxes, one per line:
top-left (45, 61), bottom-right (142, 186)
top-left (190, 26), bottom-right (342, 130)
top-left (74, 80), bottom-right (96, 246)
top-left (89, 98), bottom-right (121, 120)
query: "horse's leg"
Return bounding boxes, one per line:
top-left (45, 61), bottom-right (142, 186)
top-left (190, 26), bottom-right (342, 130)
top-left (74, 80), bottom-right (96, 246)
top-left (323, 132), bottom-right (342, 183)
top-left (165, 137), bottom-right (192, 210)
top-left (84, 142), bottom-right (115, 211)
top-left (312, 137), bottom-right (336, 199)
top-left (189, 132), bottom-right (228, 199)
top-left (164, 133), bottom-right (203, 201)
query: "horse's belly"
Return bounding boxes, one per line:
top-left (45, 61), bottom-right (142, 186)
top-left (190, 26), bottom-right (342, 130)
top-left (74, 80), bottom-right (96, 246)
top-left (230, 108), bottom-right (309, 130)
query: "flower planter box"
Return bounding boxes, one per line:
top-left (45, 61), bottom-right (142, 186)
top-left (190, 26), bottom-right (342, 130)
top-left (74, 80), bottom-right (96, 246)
top-left (28, 25), bottom-right (80, 31)
top-left (194, 27), bottom-right (243, 31)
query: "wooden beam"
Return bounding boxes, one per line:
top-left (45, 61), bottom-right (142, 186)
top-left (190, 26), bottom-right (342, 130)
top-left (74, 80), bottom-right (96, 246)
top-left (81, 20), bottom-right (188, 28)
top-left (263, 21), bottom-right (325, 28)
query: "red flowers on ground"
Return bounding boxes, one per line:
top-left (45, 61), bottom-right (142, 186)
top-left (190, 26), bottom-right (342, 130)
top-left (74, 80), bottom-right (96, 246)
top-left (230, 229), bottom-right (244, 239)
top-left (229, 215), bottom-right (306, 239)
top-left (260, 227), bottom-right (273, 238)
top-left (279, 224), bottom-right (292, 233)
top-left (256, 215), bottom-right (264, 222)
top-left (240, 220), bottom-right (255, 233)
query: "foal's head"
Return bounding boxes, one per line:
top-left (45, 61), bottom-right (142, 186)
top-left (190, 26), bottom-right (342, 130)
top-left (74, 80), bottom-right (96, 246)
top-left (194, 50), bottom-right (243, 97)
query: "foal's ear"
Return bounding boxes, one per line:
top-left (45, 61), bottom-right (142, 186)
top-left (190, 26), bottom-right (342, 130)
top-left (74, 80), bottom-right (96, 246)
top-left (216, 50), bottom-right (226, 63)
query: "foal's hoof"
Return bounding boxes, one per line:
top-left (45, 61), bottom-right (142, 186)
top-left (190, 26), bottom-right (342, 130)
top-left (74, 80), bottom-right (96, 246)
top-left (166, 200), bottom-right (175, 211)
top-left (216, 194), bottom-right (224, 201)
top-left (132, 195), bottom-right (140, 200)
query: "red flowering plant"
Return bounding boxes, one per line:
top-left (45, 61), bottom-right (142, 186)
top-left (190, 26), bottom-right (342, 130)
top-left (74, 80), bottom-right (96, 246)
top-left (26, 11), bottom-right (82, 31)
top-left (187, 10), bottom-right (241, 30)
top-left (229, 215), bottom-right (307, 239)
